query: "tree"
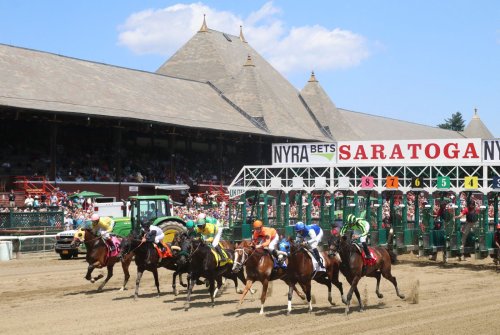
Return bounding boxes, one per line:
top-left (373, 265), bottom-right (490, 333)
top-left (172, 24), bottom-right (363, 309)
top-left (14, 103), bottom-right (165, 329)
top-left (437, 112), bottom-right (465, 131)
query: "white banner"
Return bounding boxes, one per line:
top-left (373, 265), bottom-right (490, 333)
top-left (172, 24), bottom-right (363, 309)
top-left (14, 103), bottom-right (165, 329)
top-left (483, 139), bottom-right (500, 163)
top-left (272, 142), bottom-right (337, 166)
top-left (337, 138), bottom-right (482, 165)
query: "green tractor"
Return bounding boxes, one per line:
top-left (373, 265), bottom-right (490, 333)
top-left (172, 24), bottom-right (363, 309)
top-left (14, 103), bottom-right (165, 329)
top-left (126, 195), bottom-right (187, 243)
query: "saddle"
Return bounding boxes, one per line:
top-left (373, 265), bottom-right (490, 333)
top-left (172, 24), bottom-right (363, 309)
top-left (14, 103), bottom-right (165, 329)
top-left (154, 243), bottom-right (173, 259)
top-left (353, 243), bottom-right (377, 266)
top-left (303, 248), bottom-right (326, 272)
top-left (210, 246), bottom-right (232, 267)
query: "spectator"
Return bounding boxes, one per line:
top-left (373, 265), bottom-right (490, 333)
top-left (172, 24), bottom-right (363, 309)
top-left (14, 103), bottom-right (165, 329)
top-left (454, 200), bottom-right (479, 261)
top-left (24, 194), bottom-right (34, 207)
top-left (8, 189), bottom-right (15, 207)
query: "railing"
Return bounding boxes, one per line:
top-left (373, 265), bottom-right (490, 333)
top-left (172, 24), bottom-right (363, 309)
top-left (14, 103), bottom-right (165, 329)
top-left (0, 209), bottom-right (64, 229)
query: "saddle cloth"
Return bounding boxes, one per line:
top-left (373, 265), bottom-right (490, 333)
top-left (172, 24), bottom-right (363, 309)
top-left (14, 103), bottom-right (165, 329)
top-left (154, 244), bottom-right (173, 259)
top-left (353, 244), bottom-right (377, 266)
top-left (107, 236), bottom-right (121, 258)
top-left (304, 249), bottom-right (326, 272)
top-left (210, 247), bottom-right (232, 267)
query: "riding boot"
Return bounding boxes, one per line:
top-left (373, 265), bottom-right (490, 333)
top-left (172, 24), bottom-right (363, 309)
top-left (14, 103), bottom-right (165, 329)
top-left (313, 248), bottom-right (324, 268)
top-left (215, 245), bottom-right (225, 260)
top-left (271, 249), bottom-right (279, 269)
top-left (362, 242), bottom-right (372, 259)
top-left (156, 242), bottom-right (166, 252)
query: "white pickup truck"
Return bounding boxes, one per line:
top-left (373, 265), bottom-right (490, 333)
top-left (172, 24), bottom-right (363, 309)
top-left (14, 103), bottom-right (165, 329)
top-left (54, 201), bottom-right (130, 259)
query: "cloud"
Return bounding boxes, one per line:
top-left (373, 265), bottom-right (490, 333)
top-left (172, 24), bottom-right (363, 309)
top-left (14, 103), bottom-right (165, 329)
top-left (118, 1), bottom-right (370, 74)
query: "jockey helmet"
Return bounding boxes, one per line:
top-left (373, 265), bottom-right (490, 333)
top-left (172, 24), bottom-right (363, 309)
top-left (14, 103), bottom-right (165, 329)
top-left (196, 218), bottom-right (206, 226)
top-left (295, 221), bottom-right (305, 232)
top-left (140, 221), bottom-right (151, 229)
top-left (186, 220), bottom-right (195, 229)
top-left (347, 214), bottom-right (356, 224)
top-left (91, 213), bottom-right (100, 222)
top-left (253, 220), bottom-right (263, 229)
top-left (197, 213), bottom-right (206, 220)
top-left (496, 223), bottom-right (500, 230)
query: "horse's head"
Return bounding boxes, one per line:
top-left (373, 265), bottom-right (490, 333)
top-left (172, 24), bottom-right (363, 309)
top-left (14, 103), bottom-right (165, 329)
top-left (175, 235), bottom-right (192, 267)
top-left (327, 234), bottom-right (340, 256)
top-left (70, 228), bottom-right (86, 248)
top-left (232, 240), bottom-right (252, 273)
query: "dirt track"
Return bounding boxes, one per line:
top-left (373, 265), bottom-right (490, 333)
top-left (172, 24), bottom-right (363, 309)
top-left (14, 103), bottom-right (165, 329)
top-left (1, 252), bottom-right (499, 335)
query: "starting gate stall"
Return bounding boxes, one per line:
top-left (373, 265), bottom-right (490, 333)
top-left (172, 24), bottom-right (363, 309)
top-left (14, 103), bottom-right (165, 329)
top-left (228, 139), bottom-right (500, 259)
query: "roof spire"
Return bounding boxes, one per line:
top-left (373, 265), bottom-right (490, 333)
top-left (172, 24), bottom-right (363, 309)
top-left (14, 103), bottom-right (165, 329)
top-left (473, 107), bottom-right (479, 119)
top-left (239, 25), bottom-right (247, 43)
top-left (199, 14), bottom-right (208, 32)
top-left (308, 70), bottom-right (318, 82)
top-left (244, 54), bottom-right (255, 67)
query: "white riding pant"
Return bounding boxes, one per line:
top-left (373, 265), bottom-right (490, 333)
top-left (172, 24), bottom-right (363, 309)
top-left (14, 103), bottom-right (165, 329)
top-left (307, 229), bottom-right (323, 249)
top-left (211, 227), bottom-right (223, 247)
top-left (267, 234), bottom-right (279, 251)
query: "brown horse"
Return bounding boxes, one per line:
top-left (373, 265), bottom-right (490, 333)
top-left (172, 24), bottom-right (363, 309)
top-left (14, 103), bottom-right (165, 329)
top-left (71, 228), bottom-right (132, 292)
top-left (231, 240), bottom-right (306, 315)
top-left (328, 233), bottom-right (405, 314)
top-left (286, 240), bottom-right (345, 315)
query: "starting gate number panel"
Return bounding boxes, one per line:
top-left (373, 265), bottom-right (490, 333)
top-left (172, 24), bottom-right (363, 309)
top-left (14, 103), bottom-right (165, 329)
top-left (493, 176), bottom-right (500, 189)
top-left (361, 176), bottom-right (374, 188)
top-left (411, 176), bottom-right (422, 188)
top-left (386, 176), bottom-right (399, 188)
top-left (437, 176), bottom-right (450, 189)
top-left (464, 176), bottom-right (478, 189)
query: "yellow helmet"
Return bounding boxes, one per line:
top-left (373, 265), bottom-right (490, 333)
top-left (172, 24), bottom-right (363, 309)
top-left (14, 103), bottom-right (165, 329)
top-left (253, 220), bottom-right (263, 229)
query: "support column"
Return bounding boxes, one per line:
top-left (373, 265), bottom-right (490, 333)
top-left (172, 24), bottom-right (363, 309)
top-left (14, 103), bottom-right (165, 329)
top-left (320, 192), bottom-right (326, 228)
top-left (263, 193), bottom-right (269, 225)
top-left (306, 192), bottom-right (312, 224)
top-left (49, 122), bottom-right (58, 182)
top-left (284, 192), bottom-right (290, 226)
top-left (113, 127), bottom-right (122, 200)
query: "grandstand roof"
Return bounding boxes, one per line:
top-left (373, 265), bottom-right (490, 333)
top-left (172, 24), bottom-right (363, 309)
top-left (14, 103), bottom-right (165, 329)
top-left (0, 17), bottom-right (491, 141)
top-left (462, 109), bottom-right (494, 139)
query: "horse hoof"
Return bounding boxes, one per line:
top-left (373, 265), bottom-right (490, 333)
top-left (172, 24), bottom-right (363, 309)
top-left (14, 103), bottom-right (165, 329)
top-left (399, 294), bottom-right (406, 299)
top-left (236, 289), bottom-right (243, 294)
top-left (377, 293), bottom-right (384, 299)
top-left (174, 290), bottom-right (178, 296)
top-left (286, 311), bottom-right (291, 316)
top-left (90, 279), bottom-right (95, 283)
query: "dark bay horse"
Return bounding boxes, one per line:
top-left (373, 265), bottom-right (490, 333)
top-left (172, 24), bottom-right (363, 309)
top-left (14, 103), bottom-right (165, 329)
top-left (328, 234), bottom-right (405, 314)
top-left (184, 238), bottom-right (245, 311)
top-left (120, 235), bottom-right (178, 300)
top-left (286, 240), bottom-right (345, 315)
top-left (71, 228), bottom-right (132, 292)
top-left (232, 240), bottom-right (305, 315)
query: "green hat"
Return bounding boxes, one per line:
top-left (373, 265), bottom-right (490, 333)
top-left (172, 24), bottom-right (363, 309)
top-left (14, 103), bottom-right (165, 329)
top-left (347, 214), bottom-right (356, 224)
top-left (196, 218), bottom-right (206, 226)
top-left (186, 220), bottom-right (195, 229)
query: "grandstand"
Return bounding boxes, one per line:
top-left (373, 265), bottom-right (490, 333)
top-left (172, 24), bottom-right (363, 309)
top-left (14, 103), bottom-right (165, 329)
top-left (0, 17), bottom-right (494, 200)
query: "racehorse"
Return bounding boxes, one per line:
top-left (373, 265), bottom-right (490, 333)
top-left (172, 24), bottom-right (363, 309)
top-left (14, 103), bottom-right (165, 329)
top-left (328, 233), bottom-right (405, 314)
top-left (119, 235), bottom-right (179, 300)
top-left (183, 238), bottom-right (246, 311)
top-left (285, 239), bottom-right (345, 315)
top-left (232, 239), bottom-right (306, 315)
top-left (71, 228), bottom-right (132, 292)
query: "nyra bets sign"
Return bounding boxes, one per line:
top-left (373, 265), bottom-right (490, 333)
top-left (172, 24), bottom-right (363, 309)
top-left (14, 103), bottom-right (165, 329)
top-left (272, 143), bottom-right (337, 166)
top-left (337, 138), bottom-right (482, 165)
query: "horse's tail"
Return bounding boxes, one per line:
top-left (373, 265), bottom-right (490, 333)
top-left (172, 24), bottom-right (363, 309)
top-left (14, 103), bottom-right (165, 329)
top-left (387, 248), bottom-right (398, 264)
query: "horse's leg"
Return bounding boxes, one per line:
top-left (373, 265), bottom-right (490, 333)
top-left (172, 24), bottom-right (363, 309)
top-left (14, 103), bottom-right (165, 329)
top-left (382, 269), bottom-right (405, 299)
top-left (238, 278), bottom-right (254, 308)
top-left (213, 276), bottom-right (223, 298)
top-left (209, 278), bottom-right (216, 308)
top-left (180, 272), bottom-right (187, 287)
top-left (97, 263), bottom-right (114, 291)
top-left (134, 268), bottom-right (144, 301)
top-left (283, 278), bottom-right (306, 300)
top-left (332, 269), bottom-right (345, 304)
top-left (315, 274), bottom-right (333, 305)
top-left (85, 264), bottom-right (94, 281)
top-left (287, 284), bottom-right (294, 315)
top-left (259, 278), bottom-right (269, 315)
top-left (298, 281), bottom-right (313, 313)
top-left (172, 271), bottom-right (179, 296)
top-left (184, 274), bottom-right (196, 311)
top-left (152, 268), bottom-right (161, 298)
top-left (119, 256), bottom-right (131, 291)
top-left (234, 270), bottom-right (247, 294)
top-left (345, 275), bottom-right (362, 315)
top-left (374, 271), bottom-right (384, 298)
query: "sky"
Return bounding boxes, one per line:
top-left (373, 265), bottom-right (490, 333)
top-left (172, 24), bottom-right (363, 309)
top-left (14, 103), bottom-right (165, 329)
top-left (1, 1), bottom-right (499, 137)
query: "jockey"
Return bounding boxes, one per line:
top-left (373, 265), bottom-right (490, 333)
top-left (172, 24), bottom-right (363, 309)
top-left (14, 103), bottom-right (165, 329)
top-left (185, 219), bottom-right (197, 238)
top-left (341, 214), bottom-right (372, 259)
top-left (251, 220), bottom-right (282, 268)
top-left (196, 218), bottom-right (226, 260)
top-left (294, 222), bottom-right (324, 268)
top-left (140, 221), bottom-right (166, 251)
top-left (90, 214), bottom-right (115, 251)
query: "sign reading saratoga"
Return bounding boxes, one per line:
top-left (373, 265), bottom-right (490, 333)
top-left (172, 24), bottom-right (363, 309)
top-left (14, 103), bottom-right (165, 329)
top-left (337, 138), bottom-right (482, 165)
top-left (272, 142), bottom-right (336, 166)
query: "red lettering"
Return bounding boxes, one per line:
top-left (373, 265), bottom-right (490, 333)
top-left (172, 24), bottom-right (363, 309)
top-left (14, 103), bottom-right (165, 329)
top-left (444, 143), bottom-right (459, 159)
top-left (354, 145), bottom-right (368, 160)
top-left (407, 143), bottom-right (422, 159)
top-left (338, 145), bottom-right (351, 160)
top-left (389, 144), bottom-right (404, 159)
top-left (425, 143), bottom-right (440, 159)
top-left (371, 144), bottom-right (386, 159)
top-left (462, 143), bottom-right (480, 159)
